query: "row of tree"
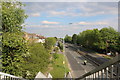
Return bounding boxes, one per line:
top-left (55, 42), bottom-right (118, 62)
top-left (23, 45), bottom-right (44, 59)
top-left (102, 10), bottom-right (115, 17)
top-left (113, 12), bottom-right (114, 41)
top-left (64, 27), bottom-right (120, 54)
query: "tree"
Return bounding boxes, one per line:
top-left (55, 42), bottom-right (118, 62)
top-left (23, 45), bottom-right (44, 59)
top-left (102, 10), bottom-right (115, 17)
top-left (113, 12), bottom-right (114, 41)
top-left (23, 43), bottom-right (50, 79)
top-left (2, 1), bottom-right (28, 76)
top-left (58, 41), bottom-right (63, 51)
top-left (77, 30), bottom-right (93, 48)
top-left (2, 32), bottom-right (29, 76)
top-left (2, 1), bottom-right (27, 33)
top-left (99, 27), bottom-right (118, 53)
top-left (108, 32), bottom-right (120, 53)
top-left (64, 35), bottom-right (72, 43)
top-left (72, 34), bottom-right (77, 44)
top-left (44, 37), bottom-right (56, 50)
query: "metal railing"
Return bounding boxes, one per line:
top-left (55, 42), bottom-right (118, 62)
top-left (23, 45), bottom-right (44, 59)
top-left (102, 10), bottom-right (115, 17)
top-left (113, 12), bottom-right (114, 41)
top-left (76, 54), bottom-right (120, 80)
top-left (0, 72), bottom-right (25, 80)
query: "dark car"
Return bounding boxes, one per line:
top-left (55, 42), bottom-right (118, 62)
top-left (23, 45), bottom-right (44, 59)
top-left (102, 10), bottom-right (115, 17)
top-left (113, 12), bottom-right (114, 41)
top-left (65, 46), bottom-right (68, 48)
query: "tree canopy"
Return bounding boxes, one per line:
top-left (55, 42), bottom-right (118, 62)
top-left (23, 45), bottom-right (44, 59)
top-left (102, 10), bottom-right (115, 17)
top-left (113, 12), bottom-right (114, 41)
top-left (2, 1), bottom-right (27, 33)
top-left (23, 43), bottom-right (50, 79)
top-left (72, 34), bottom-right (77, 44)
top-left (44, 37), bottom-right (57, 50)
top-left (64, 35), bottom-right (72, 43)
top-left (2, 1), bottom-right (29, 76)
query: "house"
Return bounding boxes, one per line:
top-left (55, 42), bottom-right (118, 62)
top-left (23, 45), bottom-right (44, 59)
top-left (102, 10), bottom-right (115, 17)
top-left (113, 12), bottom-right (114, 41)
top-left (36, 39), bottom-right (45, 43)
top-left (23, 32), bottom-right (46, 43)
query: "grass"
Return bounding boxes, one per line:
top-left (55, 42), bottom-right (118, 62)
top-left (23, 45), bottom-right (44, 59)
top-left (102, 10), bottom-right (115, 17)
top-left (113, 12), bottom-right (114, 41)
top-left (103, 55), bottom-right (112, 59)
top-left (50, 54), bottom-right (70, 78)
top-left (0, 57), bottom-right (2, 69)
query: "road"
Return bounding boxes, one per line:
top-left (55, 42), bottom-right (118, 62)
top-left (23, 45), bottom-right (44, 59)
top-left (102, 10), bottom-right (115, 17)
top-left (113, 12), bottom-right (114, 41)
top-left (64, 43), bottom-right (95, 78)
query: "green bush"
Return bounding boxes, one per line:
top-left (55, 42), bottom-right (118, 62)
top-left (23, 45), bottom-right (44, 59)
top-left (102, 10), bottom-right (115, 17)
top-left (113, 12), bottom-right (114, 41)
top-left (54, 47), bottom-right (59, 53)
top-left (58, 42), bottom-right (63, 51)
top-left (53, 53), bottom-right (59, 59)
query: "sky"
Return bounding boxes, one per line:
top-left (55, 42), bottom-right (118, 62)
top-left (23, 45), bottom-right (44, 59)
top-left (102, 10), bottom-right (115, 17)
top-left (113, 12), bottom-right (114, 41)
top-left (23, 2), bottom-right (118, 38)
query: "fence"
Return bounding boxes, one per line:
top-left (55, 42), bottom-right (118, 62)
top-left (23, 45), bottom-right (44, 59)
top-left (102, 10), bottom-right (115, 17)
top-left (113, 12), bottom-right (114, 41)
top-left (0, 72), bottom-right (24, 80)
top-left (76, 54), bottom-right (120, 80)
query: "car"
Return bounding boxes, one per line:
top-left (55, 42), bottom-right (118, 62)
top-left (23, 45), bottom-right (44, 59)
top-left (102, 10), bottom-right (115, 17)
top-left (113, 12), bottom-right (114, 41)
top-left (65, 46), bottom-right (68, 48)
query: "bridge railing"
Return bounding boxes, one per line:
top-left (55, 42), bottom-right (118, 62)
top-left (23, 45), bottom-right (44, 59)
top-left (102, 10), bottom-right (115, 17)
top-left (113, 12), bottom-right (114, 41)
top-left (77, 54), bottom-right (120, 80)
top-left (0, 72), bottom-right (25, 80)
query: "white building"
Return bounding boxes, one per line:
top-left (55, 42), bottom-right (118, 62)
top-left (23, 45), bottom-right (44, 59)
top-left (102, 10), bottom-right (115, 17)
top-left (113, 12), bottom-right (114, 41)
top-left (36, 39), bottom-right (45, 43)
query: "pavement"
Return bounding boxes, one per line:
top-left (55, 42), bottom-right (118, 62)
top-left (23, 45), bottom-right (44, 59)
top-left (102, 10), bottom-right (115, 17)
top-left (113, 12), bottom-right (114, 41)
top-left (64, 43), bottom-right (95, 78)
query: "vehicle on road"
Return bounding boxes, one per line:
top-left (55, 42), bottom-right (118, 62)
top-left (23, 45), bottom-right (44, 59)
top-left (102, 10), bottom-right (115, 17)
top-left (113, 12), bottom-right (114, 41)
top-left (83, 60), bottom-right (87, 65)
top-left (65, 46), bottom-right (68, 48)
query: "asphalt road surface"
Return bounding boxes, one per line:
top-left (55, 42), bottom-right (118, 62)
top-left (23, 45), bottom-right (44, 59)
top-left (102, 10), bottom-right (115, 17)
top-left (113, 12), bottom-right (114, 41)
top-left (64, 43), bottom-right (95, 78)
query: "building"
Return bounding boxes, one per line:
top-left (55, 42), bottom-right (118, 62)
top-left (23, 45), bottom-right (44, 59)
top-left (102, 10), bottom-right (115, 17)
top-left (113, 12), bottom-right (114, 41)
top-left (23, 32), bottom-right (46, 43)
top-left (36, 39), bottom-right (45, 43)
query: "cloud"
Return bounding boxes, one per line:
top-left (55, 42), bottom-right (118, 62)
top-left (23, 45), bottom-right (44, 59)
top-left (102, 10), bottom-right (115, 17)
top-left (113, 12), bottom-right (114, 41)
top-left (78, 21), bottom-right (108, 25)
top-left (20, 0), bottom-right (119, 2)
top-left (31, 13), bottom-right (40, 17)
top-left (49, 11), bottom-right (66, 15)
top-left (41, 21), bottom-right (59, 24)
top-left (26, 24), bottom-right (65, 28)
top-left (24, 2), bottom-right (117, 17)
top-left (26, 25), bottom-right (49, 28)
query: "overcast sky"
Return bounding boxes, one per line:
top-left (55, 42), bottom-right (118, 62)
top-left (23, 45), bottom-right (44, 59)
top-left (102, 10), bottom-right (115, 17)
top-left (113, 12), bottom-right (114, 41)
top-left (23, 2), bottom-right (118, 38)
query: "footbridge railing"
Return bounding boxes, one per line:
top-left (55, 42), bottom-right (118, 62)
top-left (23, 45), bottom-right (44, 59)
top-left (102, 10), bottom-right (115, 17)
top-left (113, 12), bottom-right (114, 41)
top-left (76, 54), bottom-right (120, 80)
top-left (0, 72), bottom-right (25, 80)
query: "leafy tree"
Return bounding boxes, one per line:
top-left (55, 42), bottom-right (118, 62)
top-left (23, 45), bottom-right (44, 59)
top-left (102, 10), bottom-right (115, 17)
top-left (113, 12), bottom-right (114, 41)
top-left (86, 29), bottom-right (101, 50)
top-left (44, 37), bottom-right (56, 50)
top-left (99, 27), bottom-right (118, 53)
top-left (2, 1), bottom-right (28, 76)
top-left (2, 1), bottom-right (27, 33)
top-left (108, 32), bottom-right (120, 53)
top-left (64, 35), bottom-right (72, 43)
top-left (58, 42), bottom-right (63, 51)
top-left (2, 32), bottom-right (29, 76)
top-left (23, 43), bottom-right (50, 79)
top-left (77, 30), bottom-right (93, 47)
top-left (72, 34), bottom-right (77, 44)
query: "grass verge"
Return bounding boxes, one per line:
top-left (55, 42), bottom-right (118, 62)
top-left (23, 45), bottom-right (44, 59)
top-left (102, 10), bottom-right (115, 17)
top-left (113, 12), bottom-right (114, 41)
top-left (0, 57), bottom-right (2, 69)
top-left (103, 55), bottom-right (112, 59)
top-left (50, 54), bottom-right (69, 78)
